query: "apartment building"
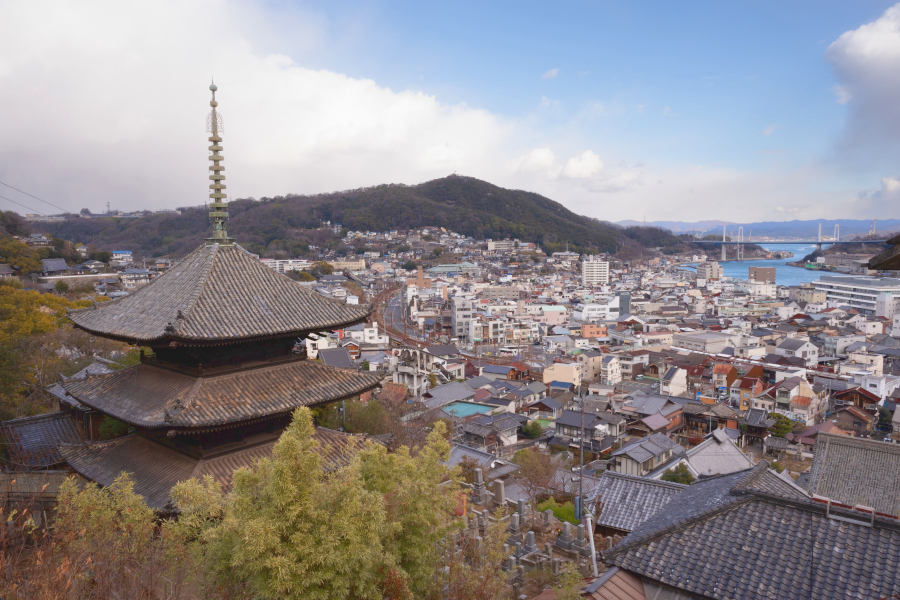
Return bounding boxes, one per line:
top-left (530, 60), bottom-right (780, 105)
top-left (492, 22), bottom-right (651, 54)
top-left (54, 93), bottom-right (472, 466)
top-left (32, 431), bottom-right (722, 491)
top-left (483, 286), bottom-right (521, 300)
top-left (600, 355), bottom-right (622, 385)
top-left (814, 276), bottom-right (900, 317)
top-left (748, 266), bottom-right (776, 283)
top-left (582, 256), bottom-right (610, 285)
top-left (696, 261), bottom-right (724, 281)
top-left (572, 296), bottom-right (620, 322)
top-left (260, 258), bottom-right (312, 273)
top-left (450, 297), bottom-right (473, 340)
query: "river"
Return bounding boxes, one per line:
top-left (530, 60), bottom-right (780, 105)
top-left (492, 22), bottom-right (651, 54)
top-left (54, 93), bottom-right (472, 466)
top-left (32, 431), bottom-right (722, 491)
top-left (686, 243), bottom-right (824, 286)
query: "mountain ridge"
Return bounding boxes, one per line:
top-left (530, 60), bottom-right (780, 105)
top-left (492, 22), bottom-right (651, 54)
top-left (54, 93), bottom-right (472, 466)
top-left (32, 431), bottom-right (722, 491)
top-left (33, 175), bottom-right (688, 259)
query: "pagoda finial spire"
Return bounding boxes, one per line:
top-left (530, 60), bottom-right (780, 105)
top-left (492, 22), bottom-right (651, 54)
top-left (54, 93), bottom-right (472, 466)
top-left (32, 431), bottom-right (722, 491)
top-left (206, 79), bottom-right (233, 245)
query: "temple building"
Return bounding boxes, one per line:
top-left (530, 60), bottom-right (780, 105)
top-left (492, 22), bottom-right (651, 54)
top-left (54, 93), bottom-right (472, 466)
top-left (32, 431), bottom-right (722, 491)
top-left (2, 83), bottom-right (382, 510)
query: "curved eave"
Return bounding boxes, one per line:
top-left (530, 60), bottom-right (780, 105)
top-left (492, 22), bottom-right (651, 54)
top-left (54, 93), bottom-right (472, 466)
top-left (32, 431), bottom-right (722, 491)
top-left (63, 367), bottom-right (382, 430)
top-left (69, 303), bottom-right (375, 347)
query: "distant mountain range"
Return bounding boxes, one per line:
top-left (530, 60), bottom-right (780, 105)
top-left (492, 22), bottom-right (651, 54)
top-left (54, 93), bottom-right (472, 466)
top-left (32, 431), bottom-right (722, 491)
top-left (616, 219), bottom-right (900, 239)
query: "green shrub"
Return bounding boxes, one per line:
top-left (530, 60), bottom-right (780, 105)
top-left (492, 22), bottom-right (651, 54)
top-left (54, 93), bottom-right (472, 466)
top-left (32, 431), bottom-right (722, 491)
top-left (536, 496), bottom-right (578, 524)
top-left (771, 461), bottom-right (785, 474)
top-left (661, 463), bottom-right (695, 485)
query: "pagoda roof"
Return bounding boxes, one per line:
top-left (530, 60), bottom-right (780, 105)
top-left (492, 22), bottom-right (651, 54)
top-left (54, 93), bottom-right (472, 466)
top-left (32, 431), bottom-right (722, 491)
top-left (62, 358), bottom-right (380, 430)
top-left (68, 243), bottom-right (372, 345)
top-left (59, 427), bottom-right (368, 511)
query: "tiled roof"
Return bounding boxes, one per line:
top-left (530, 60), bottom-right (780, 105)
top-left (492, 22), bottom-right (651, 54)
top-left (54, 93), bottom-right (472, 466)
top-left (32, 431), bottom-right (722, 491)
top-left (59, 428), bottom-right (365, 510)
top-left (604, 462), bottom-right (900, 600)
top-left (594, 472), bottom-right (686, 533)
top-left (739, 407), bottom-right (775, 428)
top-left (612, 433), bottom-right (680, 464)
top-left (68, 244), bottom-right (372, 344)
top-left (62, 359), bottom-right (381, 429)
top-left (807, 433), bottom-right (900, 516)
top-left (41, 258), bottom-right (70, 272)
top-left (318, 348), bottom-right (354, 369)
top-left (682, 429), bottom-right (753, 477)
top-left (1, 412), bottom-right (83, 468)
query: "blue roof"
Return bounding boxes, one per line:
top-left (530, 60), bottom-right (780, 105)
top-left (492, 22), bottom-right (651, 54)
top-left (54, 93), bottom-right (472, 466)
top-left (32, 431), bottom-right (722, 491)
top-left (549, 381), bottom-right (573, 388)
top-left (482, 365), bottom-right (513, 375)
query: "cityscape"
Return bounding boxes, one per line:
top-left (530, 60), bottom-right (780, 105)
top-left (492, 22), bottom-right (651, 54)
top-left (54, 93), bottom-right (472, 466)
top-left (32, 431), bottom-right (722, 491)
top-left (4, 2), bottom-right (900, 599)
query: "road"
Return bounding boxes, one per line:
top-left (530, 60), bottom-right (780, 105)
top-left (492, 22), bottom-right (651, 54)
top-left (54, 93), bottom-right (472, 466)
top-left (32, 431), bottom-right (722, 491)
top-left (377, 290), bottom-right (427, 348)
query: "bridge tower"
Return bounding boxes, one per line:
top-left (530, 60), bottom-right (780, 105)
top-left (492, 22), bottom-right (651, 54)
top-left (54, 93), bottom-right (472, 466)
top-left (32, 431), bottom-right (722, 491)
top-left (817, 223), bottom-right (822, 252)
top-left (834, 224), bottom-right (840, 242)
top-left (737, 226), bottom-right (744, 261)
top-left (721, 225), bottom-right (727, 261)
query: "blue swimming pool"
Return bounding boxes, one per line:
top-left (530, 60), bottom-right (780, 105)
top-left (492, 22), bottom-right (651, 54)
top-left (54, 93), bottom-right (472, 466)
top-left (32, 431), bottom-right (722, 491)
top-left (443, 401), bottom-right (494, 417)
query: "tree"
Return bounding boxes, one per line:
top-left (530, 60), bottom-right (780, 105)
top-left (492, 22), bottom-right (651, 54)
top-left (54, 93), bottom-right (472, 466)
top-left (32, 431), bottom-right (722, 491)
top-left (401, 261), bottom-right (417, 271)
top-left (768, 413), bottom-right (794, 438)
top-left (396, 244), bottom-right (411, 253)
top-left (90, 249), bottom-right (112, 263)
top-left (172, 408), bottom-right (460, 599)
top-left (513, 448), bottom-right (557, 503)
top-left (288, 269), bottom-right (316, 282)
top-left (310, 261), bottom-right (334, 277)
top-left (661, 463), bottom-right (695, 485)
top-left (521, 420), bottom-right (545, 439)
top-left (355, 246), bottom-right (367, 255)
top-left (0, 210), bottom-right (31, 237)
top-left (0, 237), bottom-right (42, 273)
top-left (54, 281), bottom-right (69, 294)
top-left (879, 406), bottom-right (893, 426)
top-left (770, 460), bottom-right (785, 473)
top-left (432, 247), bottom-right (443, 258)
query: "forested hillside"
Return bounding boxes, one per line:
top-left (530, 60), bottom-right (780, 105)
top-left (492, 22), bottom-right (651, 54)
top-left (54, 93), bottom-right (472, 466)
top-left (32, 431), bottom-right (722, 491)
top-left (34, 175), bottom-right (691, 258)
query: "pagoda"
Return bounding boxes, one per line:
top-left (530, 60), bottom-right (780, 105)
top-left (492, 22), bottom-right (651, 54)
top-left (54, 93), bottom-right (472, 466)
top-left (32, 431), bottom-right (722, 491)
top-left (50, 83), bottom-right (381, 509)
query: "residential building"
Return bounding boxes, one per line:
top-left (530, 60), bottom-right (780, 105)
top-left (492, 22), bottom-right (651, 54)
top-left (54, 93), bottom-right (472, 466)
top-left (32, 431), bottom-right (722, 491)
top-left (609, 433), bottom-right (681, 476)
top-left (450, 297), bottom-right (472, 341)
top-left (600, 355), bottom-right (622, 385)
top-left (581, 256), bottom-right (610, 285)
top-left (542, 362), bottom-right (581, 387)
top-left (774, 338), bottom-right (819, 368)
top-left (696, 261), bottom-right (724, 281)
top-left (748, 266), bottom-right (776, 283)
top-left (672, 331), bottom-right (732, 353)
top-left (572, 296), bottom-right (620, 322)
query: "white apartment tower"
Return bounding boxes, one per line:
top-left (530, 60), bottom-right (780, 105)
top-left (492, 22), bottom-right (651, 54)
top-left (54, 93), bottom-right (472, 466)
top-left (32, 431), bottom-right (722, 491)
top-left (582, 256), bottom-right (610, 285)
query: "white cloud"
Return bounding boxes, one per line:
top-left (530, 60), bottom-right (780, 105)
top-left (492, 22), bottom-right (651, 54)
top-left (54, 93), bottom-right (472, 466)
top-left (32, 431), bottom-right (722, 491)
top-left (761, 124), bottom-right (779, 136)
top-left (516, 148), bottom-right (556, 173)
top-left (826, 4), bottom-right (900, 160)
top-left (0, 1), bottom-right (513, 212)
top-left (561, 150), bottom-right (603, 179)
top-left (662, 105), bottom-right (673, 116)
top-left (541, 68), bottom-right (559, 80)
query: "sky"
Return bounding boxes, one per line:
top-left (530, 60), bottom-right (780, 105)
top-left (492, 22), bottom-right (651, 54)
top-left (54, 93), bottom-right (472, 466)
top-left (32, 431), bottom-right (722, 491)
top-left (2, 0), bottom-right (900, 222)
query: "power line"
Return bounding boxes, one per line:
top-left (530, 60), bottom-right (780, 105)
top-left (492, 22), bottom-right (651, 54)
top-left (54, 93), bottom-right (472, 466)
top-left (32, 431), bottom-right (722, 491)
top-left (0, 180), bottom-right (70, 214)
top-left (0, 193), bottom-right (46, 216)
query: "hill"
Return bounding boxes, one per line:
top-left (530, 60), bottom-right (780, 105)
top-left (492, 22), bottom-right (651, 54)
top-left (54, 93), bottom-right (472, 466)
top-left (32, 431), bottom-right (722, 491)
top-left (33, 175), bottom-right (689, 259)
